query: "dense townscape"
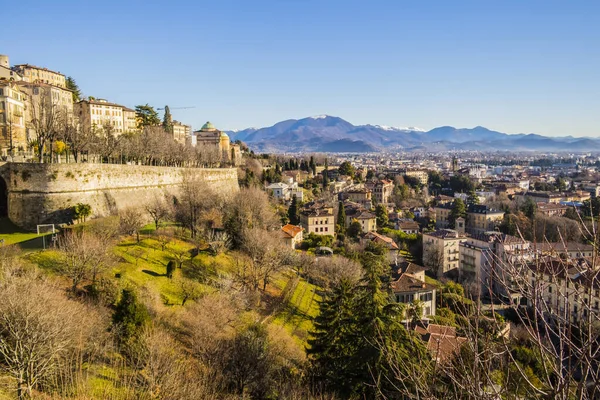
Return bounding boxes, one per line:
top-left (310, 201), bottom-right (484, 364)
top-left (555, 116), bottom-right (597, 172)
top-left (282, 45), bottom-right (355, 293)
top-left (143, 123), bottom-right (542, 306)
top-left (2, 55), bottom-right (600, 400)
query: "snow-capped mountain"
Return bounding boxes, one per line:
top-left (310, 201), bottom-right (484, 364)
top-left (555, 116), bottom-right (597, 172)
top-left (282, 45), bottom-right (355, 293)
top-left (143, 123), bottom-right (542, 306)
top-left (225, 116), bottom-right (600, 153)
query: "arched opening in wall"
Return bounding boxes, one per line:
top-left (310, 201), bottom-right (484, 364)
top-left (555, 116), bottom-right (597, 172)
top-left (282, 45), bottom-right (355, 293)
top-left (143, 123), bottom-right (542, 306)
top-left (0, 177), bottom-right (7, 218)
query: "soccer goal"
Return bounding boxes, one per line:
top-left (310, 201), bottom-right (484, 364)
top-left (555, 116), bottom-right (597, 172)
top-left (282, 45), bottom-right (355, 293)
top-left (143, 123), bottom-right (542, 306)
top-left (37, 224), bottom-right (56, 235)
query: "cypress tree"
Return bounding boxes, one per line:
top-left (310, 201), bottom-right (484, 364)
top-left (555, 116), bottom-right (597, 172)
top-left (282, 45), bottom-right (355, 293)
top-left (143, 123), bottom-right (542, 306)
top-left (337, 201), bottom-right (346, 234)
top-left (162, 105), bottom-right (173, 133)
top-left (288, 195), bottom-right (300, 225)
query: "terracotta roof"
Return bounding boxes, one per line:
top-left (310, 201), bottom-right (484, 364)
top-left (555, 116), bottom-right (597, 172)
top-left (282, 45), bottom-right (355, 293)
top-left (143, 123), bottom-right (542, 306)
top-left (414, 324), bottom-right (467, 363)
top-left (391, 273), bottom-right (436, 294)
top-left (398, 261), bottom-right (428, 276)
top-left (281, 224), bottom-right (303, 239)
top-left (364, 231), bottom-right (399, 250)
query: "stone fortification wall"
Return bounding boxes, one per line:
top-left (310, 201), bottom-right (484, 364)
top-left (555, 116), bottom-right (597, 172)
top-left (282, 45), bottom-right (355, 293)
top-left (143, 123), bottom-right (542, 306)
top-left (0, 163), bottom-right (239, 230)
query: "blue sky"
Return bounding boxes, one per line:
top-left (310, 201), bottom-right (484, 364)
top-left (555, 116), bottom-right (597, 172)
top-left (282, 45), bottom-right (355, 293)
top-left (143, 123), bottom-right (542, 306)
top-left (2, 0), bottom-right (599, 136)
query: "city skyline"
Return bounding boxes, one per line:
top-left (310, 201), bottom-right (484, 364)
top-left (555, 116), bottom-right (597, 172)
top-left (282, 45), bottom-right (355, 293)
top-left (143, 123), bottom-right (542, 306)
top-left (2, 0), bottom-right (599, 137)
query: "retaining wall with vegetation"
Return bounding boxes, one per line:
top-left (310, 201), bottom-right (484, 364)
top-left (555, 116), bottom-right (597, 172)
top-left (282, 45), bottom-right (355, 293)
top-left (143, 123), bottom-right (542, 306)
top-left (0, 163), bottom-right (239, 230)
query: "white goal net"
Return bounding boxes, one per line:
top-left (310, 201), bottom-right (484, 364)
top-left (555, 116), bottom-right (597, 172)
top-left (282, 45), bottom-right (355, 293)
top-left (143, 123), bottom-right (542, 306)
top-left (37, 224), bottom-right (56, 235)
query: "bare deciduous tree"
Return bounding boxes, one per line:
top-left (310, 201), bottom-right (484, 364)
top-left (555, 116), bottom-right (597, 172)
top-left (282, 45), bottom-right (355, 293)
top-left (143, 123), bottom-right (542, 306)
top-left (57, 230), bottom-right (112, 292)
top-left (0, 276), bottom-right (101, 399)
top-left (145, 194), bottom-right (171, 230)
top-left (119, 207), bottom-right (145, 242)
top-left (242, 228), bottom-right (293, 291)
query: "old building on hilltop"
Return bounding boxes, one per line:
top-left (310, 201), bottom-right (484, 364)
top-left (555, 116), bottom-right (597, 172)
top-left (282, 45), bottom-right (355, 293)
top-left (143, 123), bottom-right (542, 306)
top-left (190, 121), bottom-right (241, 165)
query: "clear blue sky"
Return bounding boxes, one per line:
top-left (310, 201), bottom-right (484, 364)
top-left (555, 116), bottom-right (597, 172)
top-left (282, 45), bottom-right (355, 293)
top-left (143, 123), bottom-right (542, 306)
top-left (2, 0), bottom-right (599, 136)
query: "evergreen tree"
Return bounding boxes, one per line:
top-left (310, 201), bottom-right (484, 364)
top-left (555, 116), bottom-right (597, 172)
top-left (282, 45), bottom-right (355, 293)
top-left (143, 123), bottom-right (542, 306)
top-left (309, 156), bottom-right (316, 176)
top-left (308, 279), bottom-right (357, 396)
top-left (449, 198), bottom-right (467, 228)
top-left (336, 201), bottom-right (347, 234)
top-left (287, 195), bottom-right (300, 225)
top-left (322, 159), bottom-right (329, 190)
top-left (135, 104), bottom-right (160, 129)
top-left (112, 288), bottom-right (149, 351)
top-left (349, 250), bottom-right (402, 397)
top-left (521, 197), bottom-right (537, 220)
top-left (162, 105), bottom-right (173, 133)
top-left (347, 220), bottom-right (363, 239)
top-left (65, 76), bottom-right (82, 102)
top-left (468, 189), bottom-right (480, 204)
top-left (375, 204), bottom-right (389, 230)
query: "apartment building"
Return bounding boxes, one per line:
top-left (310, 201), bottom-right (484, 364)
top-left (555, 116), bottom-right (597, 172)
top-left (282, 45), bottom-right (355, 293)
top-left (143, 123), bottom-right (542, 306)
top-left (341, 188), bottom-right (372, 208)
top-left (172, 120), bottom-right (191, 144)
top-left (401, 168), bottom-right (429, 185)
top-left (0, 81), bottom-right (28, 154)
top-left (366, 179), bottom-right (394, 204)
top-left (423, 229), bottom-right (467, 277)
top-left (76, 99), bottom-right (135, 135)
top-left (466, 204), bottom-right (505, 235)
top-left (528, 258), bottom-right (600, 323)
top-left (12, 63), bottom-right (67, 88)
top-left (459, 232), bottom-right (531, 296)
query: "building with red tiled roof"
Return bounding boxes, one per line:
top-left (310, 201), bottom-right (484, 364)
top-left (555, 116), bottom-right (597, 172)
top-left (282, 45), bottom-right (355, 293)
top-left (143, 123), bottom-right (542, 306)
top-left (414, 323), bottom-right (467, 363)
top-left (281, 224), bottom-right (303, 249)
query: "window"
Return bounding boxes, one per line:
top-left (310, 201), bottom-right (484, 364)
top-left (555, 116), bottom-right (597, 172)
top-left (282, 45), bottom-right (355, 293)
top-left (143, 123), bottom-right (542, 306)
top-left (325, 227), bottom-right (328, 232)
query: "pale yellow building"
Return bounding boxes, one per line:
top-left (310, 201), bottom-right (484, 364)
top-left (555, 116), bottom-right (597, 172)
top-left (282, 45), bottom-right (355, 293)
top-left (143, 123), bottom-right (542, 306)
top-left (0, 80), bottom-right (28, 154)
top-left (423, 229), bottom-right (467, 277)
top-left (76, 99), bottom-right (135, 135)
top-left (172, 120), bottom-right (191, 144)
top-left (123, 107), bottom-right (137, 132)
top-left (466, 204), bottom-right (504, 235)
top-left (12, 63), bottom-right (67, 88)
top-left (300, 203), bottom-right (335, 236)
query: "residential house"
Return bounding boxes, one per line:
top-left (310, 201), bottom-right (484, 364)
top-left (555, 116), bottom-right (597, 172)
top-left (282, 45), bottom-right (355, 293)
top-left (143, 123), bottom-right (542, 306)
top-left (342, 187), bottom-right (373, 208)
top-left (423, 229), bottom-right (467, 277)
top-left (362, 231), bottom-right (399, 263)
top-left (281, 224), bottom-right (303, 249)
top-left (396, 219), bottom-right (420, 234)
top-left (433, 203), bottom-right (452, 229)
top-left (266, 182), bottom-right (289, 200)
top-left (414, 323), bottom-right (467, 363)
top-left (391, 265), bottom-right (437, 319)
top-left (344, 202), bottom-right (377, 233)
top-left (466, 204), bottom-right (504, 235)
top-left (300, 202), bottom-right (335, 236)
top-left (536, 202), bottom-right (567, 217)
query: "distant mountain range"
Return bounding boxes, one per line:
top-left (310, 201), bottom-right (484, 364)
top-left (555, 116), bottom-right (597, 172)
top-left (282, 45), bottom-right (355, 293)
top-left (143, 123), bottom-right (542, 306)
top-left (226, 115), bottom-right (600, 153)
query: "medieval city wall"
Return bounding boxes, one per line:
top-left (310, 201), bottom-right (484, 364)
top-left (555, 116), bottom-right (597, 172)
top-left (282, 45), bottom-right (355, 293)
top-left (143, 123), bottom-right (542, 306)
top-left (0, 163), bottom-right (239, 230)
